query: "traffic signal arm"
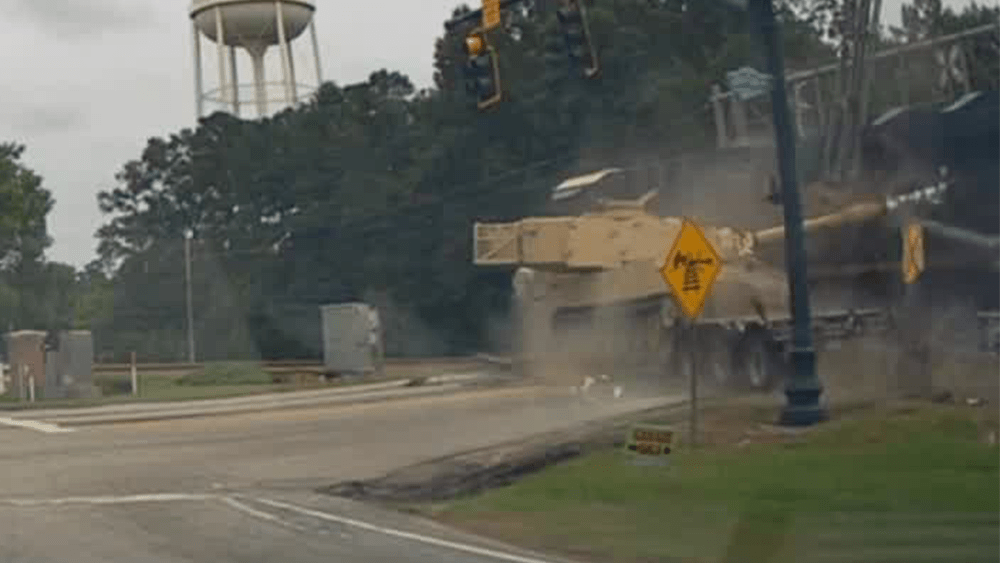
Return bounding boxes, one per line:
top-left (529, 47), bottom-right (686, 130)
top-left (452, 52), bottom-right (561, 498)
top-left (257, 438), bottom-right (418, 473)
top-left (444, 0), bottom-right (526, 32)
top-left (555, 0), bottom-right (600, 78)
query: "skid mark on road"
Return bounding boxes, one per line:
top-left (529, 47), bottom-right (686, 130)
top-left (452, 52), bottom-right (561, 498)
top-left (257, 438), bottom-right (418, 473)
top-left (0, 416), bottom-right (75, 434)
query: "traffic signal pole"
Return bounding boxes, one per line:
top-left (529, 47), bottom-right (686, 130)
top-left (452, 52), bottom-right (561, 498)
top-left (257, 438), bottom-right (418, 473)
top-left (556, 0), bottom-right (600, 77)
top-left (750, 0), bottom-right (826, 426)
top-left (444, 0), bottom-right (525, 32)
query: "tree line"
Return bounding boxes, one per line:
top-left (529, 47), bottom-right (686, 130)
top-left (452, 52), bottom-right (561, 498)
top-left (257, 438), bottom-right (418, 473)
top-left (1, 0), bottom-right (995, 362)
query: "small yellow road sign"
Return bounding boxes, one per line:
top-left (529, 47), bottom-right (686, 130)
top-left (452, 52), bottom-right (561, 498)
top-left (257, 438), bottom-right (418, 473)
top-left (902, 222), bottom-right (925, 285)
top-left (482, 0), bottom-right (501, 30)
top-left (660, 218), bottom-right (723, 319)
top-left (624, 424), bottom-right (673, 466)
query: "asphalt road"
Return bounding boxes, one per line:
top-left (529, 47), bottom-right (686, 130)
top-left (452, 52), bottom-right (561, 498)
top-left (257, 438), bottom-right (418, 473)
top-left (0, 380), bottom-right (681, 563)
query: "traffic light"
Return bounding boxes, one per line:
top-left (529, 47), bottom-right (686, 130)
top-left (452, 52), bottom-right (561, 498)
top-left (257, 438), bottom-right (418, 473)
top-left (462, 29), bottom-right (502, 110)
top-left (555, 0), bottom-right (599, 78)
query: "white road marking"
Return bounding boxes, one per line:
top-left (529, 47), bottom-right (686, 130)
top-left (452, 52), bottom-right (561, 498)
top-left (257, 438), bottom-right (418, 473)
top-left (248, 496), bottom-right (561, 563)
top-left (221, 497), bottom-right (308, 532)
top-left (0, 491), bottom-right (564, 561)
top-left (0, 493), bottom-right (217, 507)
top-left (0, 416), bottom-right (75, 434)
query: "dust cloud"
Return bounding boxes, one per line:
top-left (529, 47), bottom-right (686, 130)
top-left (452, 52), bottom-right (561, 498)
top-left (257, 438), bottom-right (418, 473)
top-left (818, 297), bottom-right (998, 407)
top-left (516, 287), bottom-right (670, 392)
top-left (187, 245), bottom-right (262, 362)
top-left (361, 289), bottom-right (448, 358)
top-left (508, 145), bottom-right (785, 394)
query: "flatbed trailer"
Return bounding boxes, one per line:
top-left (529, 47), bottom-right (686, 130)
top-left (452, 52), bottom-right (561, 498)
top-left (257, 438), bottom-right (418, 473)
top-left (707, 307), bottom-right (894, 346)
top-left (675, 305), bottom-right (998, 389)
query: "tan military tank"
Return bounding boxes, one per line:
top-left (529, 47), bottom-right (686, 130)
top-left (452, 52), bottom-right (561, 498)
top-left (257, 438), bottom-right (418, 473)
top-left (473, 167), bottom-right (900, 392)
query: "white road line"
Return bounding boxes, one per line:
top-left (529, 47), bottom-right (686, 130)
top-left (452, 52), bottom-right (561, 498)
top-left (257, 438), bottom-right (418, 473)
top-left (0, 416), bottom-right (75, 434)
top-left (0, 493), bottom-right (217, 507)
top-left (0, 491), bottom-right (562, 561)
top-left (248, 496), bottom-right (562, 563)
top-left (221, 497), bottom-right (309, 532)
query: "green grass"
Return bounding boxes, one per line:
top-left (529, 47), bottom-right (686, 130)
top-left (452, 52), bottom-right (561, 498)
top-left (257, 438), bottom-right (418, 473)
top-left (175, 362), bottom-right (273, 386)
top-left (119, 372), bottom-right (283, 399)
top-left (433, 404), bottom-right (999, 563)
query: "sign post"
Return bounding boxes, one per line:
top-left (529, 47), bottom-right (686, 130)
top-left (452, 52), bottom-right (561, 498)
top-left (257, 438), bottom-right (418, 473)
top-left (130, 351), bottom-right (138, 396)
top-left (685, 320), bottom-right (698, 448)
top-left (659, 218), bottom-right (723, 448)
top-left (898, 221), bottom-right (930, 395)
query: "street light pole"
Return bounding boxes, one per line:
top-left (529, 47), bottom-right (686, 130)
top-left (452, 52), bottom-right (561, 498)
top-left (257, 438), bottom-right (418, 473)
top-left (184, 229), bottom-right (196, 363)
top-left (750, 0), bottom-right (826, 426)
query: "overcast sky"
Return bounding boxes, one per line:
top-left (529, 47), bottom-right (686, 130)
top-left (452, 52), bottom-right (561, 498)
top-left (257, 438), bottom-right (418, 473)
top-left (0, 0), bottom-right (985, 268)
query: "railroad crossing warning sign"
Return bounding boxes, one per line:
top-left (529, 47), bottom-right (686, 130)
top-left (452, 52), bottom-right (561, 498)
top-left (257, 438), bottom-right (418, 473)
top-left (482, 0), bottom-right (501, 30)
top-left (660, 218), bottom-right (723, 319)
top-left (624, 424), bottom-right (673, 467)
top-left (902, 222), bottom-right (925, 284)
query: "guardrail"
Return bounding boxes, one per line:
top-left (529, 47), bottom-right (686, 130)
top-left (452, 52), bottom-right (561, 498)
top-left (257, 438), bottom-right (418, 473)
top-left (92, 356), bottom-right (490, 378)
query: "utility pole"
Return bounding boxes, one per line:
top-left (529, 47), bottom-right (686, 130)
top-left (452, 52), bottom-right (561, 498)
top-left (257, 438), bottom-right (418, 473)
top-left (750, 0), bottom-right (826, 426)
top-left (184, 229), bottom-right (196, 363)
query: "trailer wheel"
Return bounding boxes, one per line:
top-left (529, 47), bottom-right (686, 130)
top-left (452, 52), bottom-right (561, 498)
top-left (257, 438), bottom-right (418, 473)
top-left (734, 327), bottom-right (783, 391)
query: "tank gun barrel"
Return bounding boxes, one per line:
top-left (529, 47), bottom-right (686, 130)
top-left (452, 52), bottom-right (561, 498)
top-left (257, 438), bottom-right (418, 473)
top-left (745, 175), bottom-right (951, 252)
top-left (752, 201), bottom-right (888, 246)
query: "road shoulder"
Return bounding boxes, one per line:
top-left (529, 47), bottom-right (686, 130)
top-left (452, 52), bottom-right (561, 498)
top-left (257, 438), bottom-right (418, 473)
top-left (322, 397), bottom-right (1000, 563)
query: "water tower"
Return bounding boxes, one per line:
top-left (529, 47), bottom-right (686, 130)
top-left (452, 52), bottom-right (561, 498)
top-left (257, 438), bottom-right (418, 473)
top-left (190, 0), bottom-right (323, 119)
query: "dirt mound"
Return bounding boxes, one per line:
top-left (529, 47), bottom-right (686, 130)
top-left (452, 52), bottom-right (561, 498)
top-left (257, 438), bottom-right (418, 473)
top-left (319, 403), bottom-right (682, 504)
top-left (325, 443), bottom-right (587, 504)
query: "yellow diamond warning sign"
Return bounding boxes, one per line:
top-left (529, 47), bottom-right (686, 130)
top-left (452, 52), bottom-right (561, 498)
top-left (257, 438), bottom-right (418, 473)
top-left (902, 222), bottom-right (925, 285)
top-left (660, 218), bottom-right (723, 319)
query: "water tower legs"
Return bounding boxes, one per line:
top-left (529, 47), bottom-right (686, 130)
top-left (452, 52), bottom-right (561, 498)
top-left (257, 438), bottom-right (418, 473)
top-left (192, 21), bottom-right (204, 119)
top-left (274, 0), bottom-right (298, 105)
top-left (213, 6), bottom-right (240, 116)
top-left (229, 46), bottom-right (241, 117)
top-left (310, 20), bottom-right (323, 85)
top-left (249, 46), bottom-right (269, 118)
top-left (214, 7), bottom-right (227, 110)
